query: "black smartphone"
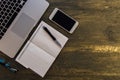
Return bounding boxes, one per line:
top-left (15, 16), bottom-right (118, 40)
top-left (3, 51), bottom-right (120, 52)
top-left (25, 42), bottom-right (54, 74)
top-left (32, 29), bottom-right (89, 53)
top-left (49, 8), bottom-right (79, 33)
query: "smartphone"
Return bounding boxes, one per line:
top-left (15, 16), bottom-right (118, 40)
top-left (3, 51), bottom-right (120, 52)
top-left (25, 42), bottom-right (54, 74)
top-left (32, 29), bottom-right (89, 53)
top-left (49, 8), bottom-right (79, 33)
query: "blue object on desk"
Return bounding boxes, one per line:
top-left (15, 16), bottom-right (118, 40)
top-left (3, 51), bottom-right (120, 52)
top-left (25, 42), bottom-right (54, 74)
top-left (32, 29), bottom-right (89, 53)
top-left (0, 58), bottom-right (18, 73)
top-left (0, 58), bottom-right (5, 64)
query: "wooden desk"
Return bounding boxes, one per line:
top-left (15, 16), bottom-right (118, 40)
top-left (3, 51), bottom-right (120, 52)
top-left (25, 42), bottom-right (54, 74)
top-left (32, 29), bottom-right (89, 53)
top-left (1, 0), bottom-right (120, 80)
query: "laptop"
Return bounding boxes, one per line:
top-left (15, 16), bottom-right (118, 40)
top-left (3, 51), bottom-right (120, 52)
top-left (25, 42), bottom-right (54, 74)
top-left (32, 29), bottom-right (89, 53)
top-left (0, 0), bottom-right (49, 58)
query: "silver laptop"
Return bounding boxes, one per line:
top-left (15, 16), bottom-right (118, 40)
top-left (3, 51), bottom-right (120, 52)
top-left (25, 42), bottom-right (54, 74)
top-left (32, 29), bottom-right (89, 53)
top-left (0, 0), bottom-right (49, 58)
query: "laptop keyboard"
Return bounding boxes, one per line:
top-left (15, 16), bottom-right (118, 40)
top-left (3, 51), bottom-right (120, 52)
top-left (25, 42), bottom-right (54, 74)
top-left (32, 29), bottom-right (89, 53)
top-left (0, 0), bottom-right (27, 39)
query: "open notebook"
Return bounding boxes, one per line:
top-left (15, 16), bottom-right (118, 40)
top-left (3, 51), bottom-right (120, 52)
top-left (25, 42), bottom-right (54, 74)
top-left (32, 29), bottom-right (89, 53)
top-left (16, 21), bottom-right (68, 77)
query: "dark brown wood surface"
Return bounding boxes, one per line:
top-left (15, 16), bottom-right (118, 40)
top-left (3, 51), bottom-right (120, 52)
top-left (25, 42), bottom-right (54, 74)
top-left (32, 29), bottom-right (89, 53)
top-left (1, 0), bottom-right (120, 80)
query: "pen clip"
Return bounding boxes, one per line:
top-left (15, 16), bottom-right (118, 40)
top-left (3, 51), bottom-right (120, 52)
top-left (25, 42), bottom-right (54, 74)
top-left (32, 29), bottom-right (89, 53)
top-left (43, 26), bottom-right (56, 40)
top-left (43, 26), bottom-right (62, 47)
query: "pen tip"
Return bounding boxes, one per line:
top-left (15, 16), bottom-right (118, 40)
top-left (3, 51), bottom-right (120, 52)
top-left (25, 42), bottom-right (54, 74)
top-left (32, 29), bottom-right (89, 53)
top-left (55, 40), bottom-right (62, 48)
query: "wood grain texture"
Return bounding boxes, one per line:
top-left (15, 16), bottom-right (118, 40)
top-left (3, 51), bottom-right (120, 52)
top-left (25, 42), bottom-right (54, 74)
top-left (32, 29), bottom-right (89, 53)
top-left (1, 0), bottom-right (120, 80)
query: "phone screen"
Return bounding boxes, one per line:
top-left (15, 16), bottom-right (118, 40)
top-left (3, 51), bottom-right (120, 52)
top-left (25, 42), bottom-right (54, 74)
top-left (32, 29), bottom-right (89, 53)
top-left (52, 10), bottom-right (76, 31)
